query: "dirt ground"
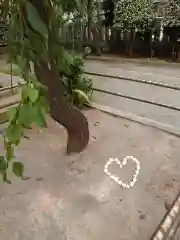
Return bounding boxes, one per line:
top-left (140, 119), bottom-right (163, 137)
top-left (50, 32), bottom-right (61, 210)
top-left (0, 109), bottom-right (180, 240)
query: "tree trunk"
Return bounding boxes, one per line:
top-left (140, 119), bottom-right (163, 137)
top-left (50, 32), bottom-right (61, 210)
top-left (87, 0), bottom-right (93, 41)
top-left (96, 0), bottom-right (102, 55)
top-left (29, 0), bottom-right (89, 154)
top-left (129, 42), bottom-right (133, 57)
top-left (129, 29), bottom-right (135, 57)
top-left (150, 32), bottom-right (153, 58)
top-left (0, 0), bottom-right (9, 23)
top-left (34, 61), bottom-right (89, 154)
top-left (177, 46), bottom-right (180, 62)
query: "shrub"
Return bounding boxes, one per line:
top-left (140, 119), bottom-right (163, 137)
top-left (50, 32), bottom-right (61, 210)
top-left (61, 52), bottom-right (93, 108)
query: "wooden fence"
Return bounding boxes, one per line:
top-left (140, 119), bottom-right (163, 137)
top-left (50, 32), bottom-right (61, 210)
top-left (0, 20), bottom-right (180, 61)
top-left (0, 23), bottom-right (7, 46)
top-left (58, 22), bottom-right (111, 54)
top-left (58, 23), bottom-right (154, 57)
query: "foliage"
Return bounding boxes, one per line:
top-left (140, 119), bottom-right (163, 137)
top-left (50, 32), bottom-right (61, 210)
top-left (0, 0), bottom-right (9, 23)
top-left (55, 0), bottom-right (79, 13)
top-left (1, 81), bottom-right (49, 182)
top-left (103, 0), bottom-right (115, 26)
top-left (55, 0), bottom-right (97, 23)
top-left (0, 1), bottom-right (48, 182)
top-left (0, 0), bottom-right (91, 182)
top-left (61, 52), bottom-right (92, 107)
top-left (162, 0), bottom-right (180, 27)
top-left (114, 0), bottom-right (155, 30)
top-left (52, 0), bottom-right (94, 104)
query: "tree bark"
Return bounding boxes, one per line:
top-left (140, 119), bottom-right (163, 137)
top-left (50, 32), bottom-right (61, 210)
top-left (29, 0), bottom-right (89, 154)
top-left (87, 0), bottom-right (93, 41)
top-left (34, 61), bottom-right (89, 154)
top-left (129, 29), bottom-right (135, 57)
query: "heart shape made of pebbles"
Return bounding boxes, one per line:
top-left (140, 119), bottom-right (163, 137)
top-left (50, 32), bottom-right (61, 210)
top-left (104, 156), bottom-right (140, 189)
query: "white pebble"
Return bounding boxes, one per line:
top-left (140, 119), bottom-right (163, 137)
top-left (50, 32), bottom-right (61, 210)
top-left (104, 156), bottom-right (140, 190)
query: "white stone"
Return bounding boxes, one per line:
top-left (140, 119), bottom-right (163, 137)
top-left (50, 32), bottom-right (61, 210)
top-left (104, 156), bottom-right (140, 190)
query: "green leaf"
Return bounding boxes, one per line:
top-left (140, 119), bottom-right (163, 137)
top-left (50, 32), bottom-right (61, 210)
top-left (13, 162), bottom-right (24, 178)
top-left (22, 86), bottom-right (39, 103)
top-left (21, 86), bottom-right (27, 101)
top-left (6, 124), bottom-right (23, 144)
top-left (38, 96), bottom-right (50, 112)
top-left (63, 51), bottom-right (74, 65)
top-left (0, 156), bottom-right (6, 174)
top-left (25, 2), bottom-right (48, 40)
top-left (18, 103), bottom-right (38, 126)
top-left (6, 144), bottom-right (14, 162)
top-left (73, 89), bottom-right (91, 103)
top-left (35, 107), bottom-right (47, 128)
top-left (7, 107), bottom-right (17, 122)
top-left (27, 88), bottom-right (39, 103)
top-left (16, 56), bottom-right (29, 78)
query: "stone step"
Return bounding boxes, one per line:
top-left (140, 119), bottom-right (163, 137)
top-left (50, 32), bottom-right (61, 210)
top-left (0, 85), bottom-right (19, 98)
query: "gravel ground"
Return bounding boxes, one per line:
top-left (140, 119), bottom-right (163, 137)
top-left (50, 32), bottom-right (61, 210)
top-left (0, 109), bottom-right (180, 240)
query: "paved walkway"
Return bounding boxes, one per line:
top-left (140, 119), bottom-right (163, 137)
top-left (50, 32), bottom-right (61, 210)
top-left (87, 55), bottom-right (180, 67)
top-left (85, 60), bottom-right (180, 130)
top-left (85, 59), bottom-right (180, 87)
top-left (0, 109), bottom-right (180, 239)
top-left (0, 73), bottom-right (22, 87)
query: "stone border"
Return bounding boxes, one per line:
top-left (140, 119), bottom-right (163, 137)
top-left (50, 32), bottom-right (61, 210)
top-left (87, 55), bottom-right (180, 68)
top-left (0, 101), bottom-right (19, 124)
top-left (90, 102), bottom-right (180, 138)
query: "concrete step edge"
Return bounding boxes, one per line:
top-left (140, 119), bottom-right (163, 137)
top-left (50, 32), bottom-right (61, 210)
top-left (0, 85), bottom-right (20, 98)
top-left (90, 102), bottom-right (180, 138)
